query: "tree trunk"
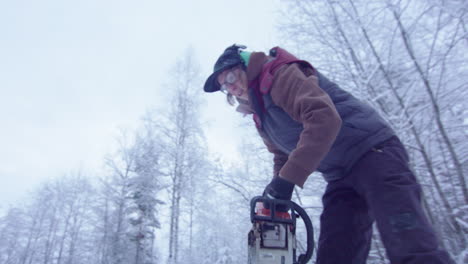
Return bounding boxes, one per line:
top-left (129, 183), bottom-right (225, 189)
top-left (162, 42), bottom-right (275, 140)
top-left (43, 208), bottom-right (58, 264)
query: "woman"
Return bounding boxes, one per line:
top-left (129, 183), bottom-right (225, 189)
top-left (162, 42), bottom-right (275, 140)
top-left (203, 44), bottom-right (454, 264)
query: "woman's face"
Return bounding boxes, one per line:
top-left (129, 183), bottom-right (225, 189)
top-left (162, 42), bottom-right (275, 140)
top-left (217, 67), bottom-right (249, 101)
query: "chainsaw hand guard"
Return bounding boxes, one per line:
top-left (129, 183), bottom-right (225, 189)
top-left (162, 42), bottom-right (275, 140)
top-left (249, 196), bottom-right (314, 264)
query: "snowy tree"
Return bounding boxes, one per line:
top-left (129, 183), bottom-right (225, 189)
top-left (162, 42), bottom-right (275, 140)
top-left (100, 128), bottom-right (164, 264)
top-left (127, 129), bottom-right (164, 264)
top-left (0, 207), bottom-right (26, 264)
top-left (0, 172), bottom-right (97, 264)
top-left (140, 48), bottom-right (207, 264)
top-left (102, 133), bottom-right (139, 264)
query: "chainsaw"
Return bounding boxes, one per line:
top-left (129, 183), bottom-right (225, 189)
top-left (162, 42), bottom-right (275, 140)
top-left (248, 196), bottom-right (314, 264)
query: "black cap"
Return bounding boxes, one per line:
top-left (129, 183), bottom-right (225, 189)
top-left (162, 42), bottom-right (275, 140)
top-left (203, 44), bottom-right (246, 93)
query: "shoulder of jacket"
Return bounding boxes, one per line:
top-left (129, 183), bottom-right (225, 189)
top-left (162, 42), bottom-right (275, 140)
top-left (274, 63), bottom-right (309, 82)
top-left (270, 63), bottom-right (319, 105)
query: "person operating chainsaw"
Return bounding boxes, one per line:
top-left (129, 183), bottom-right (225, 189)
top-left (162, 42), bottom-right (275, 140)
top-left (203, 44), bottom-right (455, 264)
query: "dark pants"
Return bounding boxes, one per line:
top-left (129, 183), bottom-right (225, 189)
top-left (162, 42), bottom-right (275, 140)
top-left (316, 137), bottom-right (454, 264)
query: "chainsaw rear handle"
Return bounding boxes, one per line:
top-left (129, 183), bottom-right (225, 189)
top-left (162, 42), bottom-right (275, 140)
top-left (250, 196), bottom-right (314, 264)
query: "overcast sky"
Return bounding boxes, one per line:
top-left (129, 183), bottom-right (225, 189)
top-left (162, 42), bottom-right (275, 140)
top-left (0, 0), bottom-right (282, 205)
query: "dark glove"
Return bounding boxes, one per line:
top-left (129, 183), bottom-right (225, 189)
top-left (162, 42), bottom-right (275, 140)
top-left (263, 176), bottom-right (295, 201)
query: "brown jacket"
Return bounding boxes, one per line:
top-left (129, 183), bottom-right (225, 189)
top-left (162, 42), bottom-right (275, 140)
top-left (242, 52), bottom-right (342, 187)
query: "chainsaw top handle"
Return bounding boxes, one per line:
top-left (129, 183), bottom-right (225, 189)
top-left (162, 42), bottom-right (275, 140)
top-left (250, 196), bottom-right (314, 264)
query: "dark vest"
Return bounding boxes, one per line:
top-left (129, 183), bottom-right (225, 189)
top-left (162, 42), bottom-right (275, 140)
top-left (250, 47), bottom-right (395, 181)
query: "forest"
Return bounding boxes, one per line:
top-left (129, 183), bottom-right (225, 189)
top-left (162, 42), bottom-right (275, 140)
top-left (0, 0), bottom-right (466, 263)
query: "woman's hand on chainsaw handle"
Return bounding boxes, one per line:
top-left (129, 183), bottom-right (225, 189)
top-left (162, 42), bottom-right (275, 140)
top-left (263, 176), bottom-right (295, 200)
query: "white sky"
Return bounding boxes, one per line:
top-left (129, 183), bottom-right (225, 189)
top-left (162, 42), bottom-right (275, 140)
top-left (0, 0), bottom-right (282, 205)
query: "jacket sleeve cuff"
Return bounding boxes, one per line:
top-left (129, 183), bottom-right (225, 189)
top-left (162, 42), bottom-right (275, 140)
top-left (279, 161), bottom-right (311, 188)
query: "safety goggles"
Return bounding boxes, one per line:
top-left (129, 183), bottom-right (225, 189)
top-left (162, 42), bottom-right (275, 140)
top-left (219, 71), bottom-right (237, 93)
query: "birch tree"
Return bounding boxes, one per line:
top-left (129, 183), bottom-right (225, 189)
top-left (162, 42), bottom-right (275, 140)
top-left (144, 48), bottom-right (206, 264)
